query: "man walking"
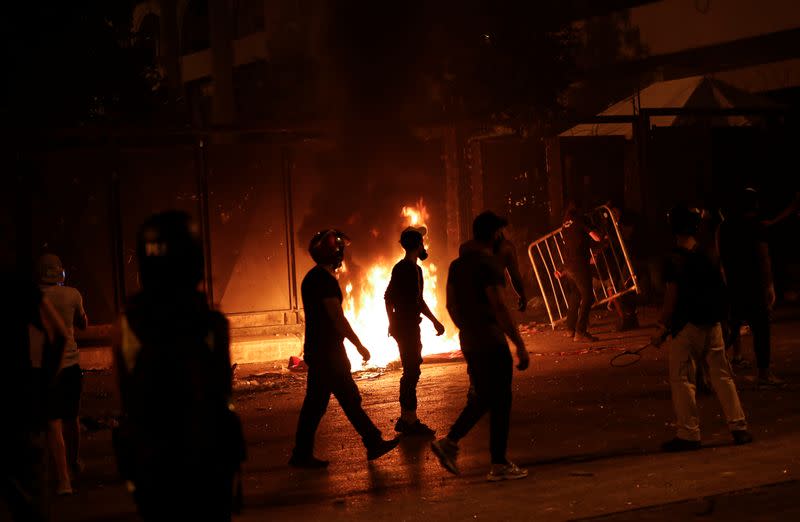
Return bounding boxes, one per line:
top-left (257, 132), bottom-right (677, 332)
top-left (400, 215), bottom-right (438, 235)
top-left (290, 229), bottom-right (400, 468)
top-left (385, 226), bottom-right (445, 436)
top-left (431, 211), bottom-right (530, 481)
top-left (653, 205), bottom-right (753, 451)
top-left (38, 254), bottom-right (87, 496)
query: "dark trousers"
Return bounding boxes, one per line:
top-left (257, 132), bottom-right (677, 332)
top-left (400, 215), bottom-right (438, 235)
top-left (395, 324), bottom-right (423, 411)
top-left (447, 339), bottom-right (513, 465)
top-left (293, 367), bottom-right (382, 456)
top-left (565, 266), bottom-right (594, 334)
top-left (729, 297), bottom-right (771, 370)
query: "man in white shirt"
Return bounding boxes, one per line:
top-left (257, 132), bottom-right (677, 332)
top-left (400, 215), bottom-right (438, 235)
top-left (38, 254), bottom-right (87, 495)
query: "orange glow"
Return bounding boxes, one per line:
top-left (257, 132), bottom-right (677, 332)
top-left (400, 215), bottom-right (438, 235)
top-left (341, 200), bottom-right (459, 369)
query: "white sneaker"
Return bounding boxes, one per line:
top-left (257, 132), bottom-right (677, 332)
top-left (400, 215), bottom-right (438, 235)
top-left (487, 461), bottom-right (529, 482)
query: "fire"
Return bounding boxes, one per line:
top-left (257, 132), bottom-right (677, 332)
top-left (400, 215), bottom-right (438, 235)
top-left (341, 200), bottom-right (460, 369)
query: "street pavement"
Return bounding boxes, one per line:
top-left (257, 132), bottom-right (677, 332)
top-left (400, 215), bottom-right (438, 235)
top-left (51, 307), bottom-right (800, 521)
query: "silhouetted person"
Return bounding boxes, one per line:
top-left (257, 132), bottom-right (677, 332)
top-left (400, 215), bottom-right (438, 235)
top-left (113, 211), bottom-right (244, 521)
top-left (607, 203), bottom-right (639, 331)
top-left (719, 188), bottom-right (783, 388)
top-left (290, 229), bottom-right (400, 468)
top-left (556, 205), bottom-right (602, 342)
top-left (431, 211), bottom-right (530, 481)
top-left (385, 226), bottom-right (444, 436)
top-left (460, 233), bottom-right (527, 312)
top-left (653, 205), bottom-right (753, 452)
top-left (37, 254), bottom-right (87, 496)
top-left (1, 267), bottom-right (67, 521)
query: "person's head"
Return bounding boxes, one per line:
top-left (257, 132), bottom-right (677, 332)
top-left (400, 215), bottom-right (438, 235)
top-left (472, 211), bottom-right (508, 249)
top-left (37, 253), bottom-right (65, 286)
top-left (399, 226), bottom-right (428, 260)
top-left (136, 211), bottom-right (204, 294)
top-left (668, 204), bottom-right (702, 238)
top-left (309, 229), bottom-right (350, 270)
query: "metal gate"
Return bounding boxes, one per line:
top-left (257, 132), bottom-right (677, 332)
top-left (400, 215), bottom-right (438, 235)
top-left (528, 205), bottom-right (639, 328)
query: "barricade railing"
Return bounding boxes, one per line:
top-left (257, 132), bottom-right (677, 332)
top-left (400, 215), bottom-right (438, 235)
top-left (528, 205), bottom-right (639, 329)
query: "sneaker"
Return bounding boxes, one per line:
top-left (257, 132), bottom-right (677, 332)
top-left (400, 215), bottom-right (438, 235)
top-left (732, 430), bottom-right (754, 445)
top-left (366, 437), bottom-right (400, 461)
top-left (289, 454), bottom-right (330, 469)
top-left (573, 332), bottom-right (598, 343)
top-left (661, 437), bottom-right (701, 452)
top-left (757, 373), bottom-right (786, 389)
top-left (431, 438), bottom-right (460, 475)
top-left (487, 461), bottom-right (529, 482)
top-left (395, 419), bottom-right (436, 437)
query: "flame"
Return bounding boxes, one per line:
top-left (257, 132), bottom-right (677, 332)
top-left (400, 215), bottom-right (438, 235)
top-left (341, 200), bottom-right (459, 369)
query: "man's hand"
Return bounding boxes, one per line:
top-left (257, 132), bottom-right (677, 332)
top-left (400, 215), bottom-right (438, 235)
top-left (767, 284), bottom-right (776, 309)
top-left (433, 320), bottom-right (445, 336)
top-left (514, 341), bottom-right (530, 371)
top-left (651, 325), bottom-right (669, 348)
top-left (357, 344), bottom-right (371, 363)
top-left (517, 296), bottom-right (527, 312)
top-left (553, 270), bottom-right (563, 279)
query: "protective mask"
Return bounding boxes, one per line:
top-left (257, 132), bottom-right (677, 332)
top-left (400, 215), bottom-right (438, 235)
top-left (419, 247), bottom-right (429, 261)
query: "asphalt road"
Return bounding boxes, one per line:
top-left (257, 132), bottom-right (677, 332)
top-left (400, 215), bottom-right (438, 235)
top-left (49, 307), bottom-right (800, 521)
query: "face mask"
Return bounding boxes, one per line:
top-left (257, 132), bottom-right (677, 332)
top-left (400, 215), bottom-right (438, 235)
top-left (419, 247), bottom-right (429, 261)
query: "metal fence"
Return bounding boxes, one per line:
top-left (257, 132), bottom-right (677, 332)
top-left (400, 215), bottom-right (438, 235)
top-left (527, 205), bottom-right (639, 328)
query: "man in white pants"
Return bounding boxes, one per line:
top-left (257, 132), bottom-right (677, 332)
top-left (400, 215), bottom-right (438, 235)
top-left (652, 205), bottom-right (753, 451)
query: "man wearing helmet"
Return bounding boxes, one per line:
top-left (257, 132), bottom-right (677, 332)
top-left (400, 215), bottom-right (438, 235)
top-left (113, 211), bottom-right (244, 520)
top-left (37, 253), bottom-right (87, 496)
top-left (290, 229), bottom-right (400, 468)
top-left (652, 205), bottom-right (753, 452)
top-left (385, 226), bottom-right (445, 437)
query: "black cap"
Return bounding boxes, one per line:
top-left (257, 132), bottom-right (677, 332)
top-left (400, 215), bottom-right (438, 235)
top-left (473, 211), bottom-right (508, 242)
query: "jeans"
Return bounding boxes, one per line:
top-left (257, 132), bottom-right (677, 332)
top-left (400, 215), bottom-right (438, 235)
top-left (394, 324), bottom-right (423, 412)
top-left (293, 367), bottom-right (382, 456)
top-left (668, 323), bottom-right (748, 441)
top-left (447, 337), bottom-right (513, 465)
top-left (564, 266), bottom-right (594, 334)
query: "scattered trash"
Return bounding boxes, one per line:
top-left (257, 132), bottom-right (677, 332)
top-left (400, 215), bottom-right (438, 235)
top-left (288, 356), bottom-right (308, 372)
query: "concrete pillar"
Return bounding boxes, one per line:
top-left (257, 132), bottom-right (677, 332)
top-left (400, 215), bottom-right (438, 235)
top-left (443, 126), bottom-right (462, 260)
top-left (208, 0), bottom-right (236, 127)
top-left (467, 138), bottom-right (484, 217)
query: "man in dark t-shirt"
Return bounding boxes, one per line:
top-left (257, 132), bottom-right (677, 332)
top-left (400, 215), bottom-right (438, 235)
top-left (385, 226), bottom-right (444, 436)
top-left (719, 188), bottom-right (783, 387)
top-left (557, 205), bottom-right (602, 342)
top-left (291, 229), bottom-right (399, 469)
top-left (652, 205), bottom-right (752, 452)
top-left (431, 212), bottom-right (530, 482)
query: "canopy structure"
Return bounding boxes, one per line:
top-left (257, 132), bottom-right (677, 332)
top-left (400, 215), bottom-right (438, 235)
top-left (561, 75), bottom-right (781, 139)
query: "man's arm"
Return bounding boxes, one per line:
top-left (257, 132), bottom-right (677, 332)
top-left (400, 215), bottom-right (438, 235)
top-left (39, 297), bottom-right (67, 378)
top-left (74, 291), bottom-right (88, 330)
top-left (757, 241), bottom-right (775, 307)
top-left (499, 241), bottom-right (527, 311)
top-left (323, 298), bottom-right (370, 362)
top-left (764, 192), bottom-right (800, 227)
top-left (652, 282), bottom-right (678, 346)
top-left (486, 285), bottom-right (529, 370)
top-left (420, 299), bottom-right (445, 335)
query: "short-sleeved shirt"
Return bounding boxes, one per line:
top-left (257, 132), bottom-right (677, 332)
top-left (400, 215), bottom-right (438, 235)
top-left (662, 246), bottom-right (725, 333)
top-left (301, 265), bottom-right (350, 372)
top-left (40, 284), bottom-right (85, 368)
top-left (719, 214), bottom-right (768, 292)
top-left (384, 259), bottom-right (423, 324)
top-left (562, 216), bottom-right (594, 270)
top-left (446, 250), bottom-right (506, 348)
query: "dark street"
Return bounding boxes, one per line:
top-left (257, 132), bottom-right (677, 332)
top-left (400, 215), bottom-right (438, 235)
top-left (54, 308), bottom-right (800, 521)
